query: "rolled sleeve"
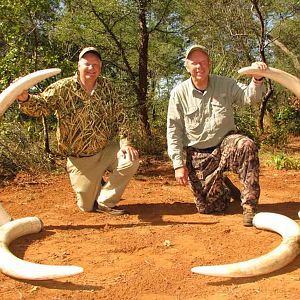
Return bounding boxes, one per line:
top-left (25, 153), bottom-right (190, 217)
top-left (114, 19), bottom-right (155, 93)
top-left (233, 79), bottom-right (266, 105)
top-left (167, 91), bottom-right (185, 169)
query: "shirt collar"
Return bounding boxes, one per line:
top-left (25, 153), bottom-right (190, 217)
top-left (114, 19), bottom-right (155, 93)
top-left (189, 77), bottom-right (209, 95)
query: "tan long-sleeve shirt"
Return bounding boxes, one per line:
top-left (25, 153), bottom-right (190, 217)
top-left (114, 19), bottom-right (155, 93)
top-left (167, 75), bottom-right (265, 169)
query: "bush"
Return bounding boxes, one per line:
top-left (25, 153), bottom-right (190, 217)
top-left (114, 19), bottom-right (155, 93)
top-left (234, 106), bottom-right (260, 145)
top-left (0, 112), bottom-right (55, 180)
top-left (273, 106), bottom-right (300, 135)
top-left (267, 153), bottom-right (300, 170)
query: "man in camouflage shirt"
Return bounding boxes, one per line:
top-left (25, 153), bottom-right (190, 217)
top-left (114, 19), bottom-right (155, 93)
top-left (167, 45), bottom-right (267, 226)
top-left (17, 47), bottom-right (139, 215)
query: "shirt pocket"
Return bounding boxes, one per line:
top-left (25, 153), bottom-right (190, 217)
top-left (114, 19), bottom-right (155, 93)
top-left (184, 106), bottom-right (201, 130)
top-left (211, 98), bottom-right (227, 126)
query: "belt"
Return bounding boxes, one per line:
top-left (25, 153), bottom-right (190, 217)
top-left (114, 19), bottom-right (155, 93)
top-left (187, 145), bottom-right (217, 153)
top-left (70, 153), bottom-right (96, 158)
top-left (200, 146), bottom-right (218, 153)
top-left (187, 131), bottom-right (237, 154)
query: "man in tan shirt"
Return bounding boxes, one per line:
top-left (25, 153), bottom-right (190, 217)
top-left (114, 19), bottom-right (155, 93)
top-left (17, 47), bottom-right (139, 215)
top-left (167, 45), bottom-right (267, 226)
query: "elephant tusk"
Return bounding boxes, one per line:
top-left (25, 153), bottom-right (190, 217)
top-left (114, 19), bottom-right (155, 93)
top-left (238, 66), bottom-right (300, 99)
top-left (0, 68), bottom-right (84, 280)
top-left (0, 216), bottom-right (83, 280)
top-left (191, 212), bottom-right (300, 277)
top-left (0, 68), bottom-right (61, 117)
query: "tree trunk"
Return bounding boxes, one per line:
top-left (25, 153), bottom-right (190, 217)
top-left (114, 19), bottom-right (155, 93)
top-left (137, 0), bottom-right (152, 137)
top-left (258, 85), bottom-right (273, 132)
top-left (42, 116), bottom-right (51, 154)
top-left (267, 34), bottom-right (300, 71)
top-left (251, 0), bottom-right (273, 133)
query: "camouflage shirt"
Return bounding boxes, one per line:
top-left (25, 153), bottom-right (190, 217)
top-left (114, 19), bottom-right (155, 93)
top-left (20, 74), bottom-right (130, 157)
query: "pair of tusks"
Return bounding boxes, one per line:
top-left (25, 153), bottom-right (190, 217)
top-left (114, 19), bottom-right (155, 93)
top-left (191, 212), bottom-right (300, 277)
top-left (192, 66), bottom-right (300, 278)
top-left (1, 67), bottom-right (299, 280)
top-left (0, 69), bottom-right (83, 280)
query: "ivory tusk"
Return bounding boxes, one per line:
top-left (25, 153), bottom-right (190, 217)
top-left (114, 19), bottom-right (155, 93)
top-left (0, 216), bottom-right (83, 280)
top-left (238, 66), bottom-right (300, 99)
top-left (0, 68), bottom-right (61, 117)
top-left (191, 212), bottom-right (300, 277)
top-left (0, 68), bottom-right (84, 280)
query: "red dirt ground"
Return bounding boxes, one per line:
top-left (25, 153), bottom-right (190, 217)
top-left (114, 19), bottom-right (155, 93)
top-left (0, 140), bottom-right (299, 300)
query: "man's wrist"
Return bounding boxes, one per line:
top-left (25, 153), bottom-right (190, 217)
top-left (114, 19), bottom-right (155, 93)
top-left (175, 166), bottom-right (184, 170)
top-left (253, 77), bottom-right (264, 82)
top-left (17, 95), bottom-right (29, 103)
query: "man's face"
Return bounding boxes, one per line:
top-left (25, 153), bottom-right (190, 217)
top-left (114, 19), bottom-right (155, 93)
top-left (185, 50), bottom-right (210, 81)
top-left (78, 52), bottom-right (102, 81)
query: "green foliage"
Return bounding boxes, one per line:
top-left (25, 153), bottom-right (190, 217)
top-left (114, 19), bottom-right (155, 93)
top-left (139, 100), bottom-right (168, 155)
top-left (262, 127), bottom-right (289, 147)
top-left (261, 97), bottom-right (300, 147)
top-left (267, 153), bottom-right (300, 170)
top-left (0, 113), bottom-right (55, 179)
top-left (273, 106), bottom-right (300, 135)
top-left (0, 0), bottom-right (75, 91)
top-left (123, 87), bottom-right (168, 155)
top-left (234, 106), bottom-right (260, 145)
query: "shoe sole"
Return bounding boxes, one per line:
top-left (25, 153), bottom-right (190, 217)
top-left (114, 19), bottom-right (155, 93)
top-left (243, 222), bottom-right (253, 227)
top-left (95, 208), bottom-right (126, 216)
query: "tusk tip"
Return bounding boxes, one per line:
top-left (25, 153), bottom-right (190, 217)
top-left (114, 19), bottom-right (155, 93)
top-left (191, 266), bottom-right (203, 274)
top-left (191, 266), bottom-right (225, 277)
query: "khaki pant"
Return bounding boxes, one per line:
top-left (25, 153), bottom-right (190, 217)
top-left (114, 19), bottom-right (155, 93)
top-left (67, 142), bottom-right (139, 212)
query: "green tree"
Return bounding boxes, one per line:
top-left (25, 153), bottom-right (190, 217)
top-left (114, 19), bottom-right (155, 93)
top-left (0, 0), bottom-right (70, 89)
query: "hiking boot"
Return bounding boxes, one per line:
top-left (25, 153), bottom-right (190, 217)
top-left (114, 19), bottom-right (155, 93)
top-left (243, 206), bottom-right (257, 227)
top-left (96, 203), bottom-right (126, 216)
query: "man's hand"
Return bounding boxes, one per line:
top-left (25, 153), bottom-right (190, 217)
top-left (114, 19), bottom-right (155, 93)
top-left (120, 145), bottom-right (139, 161)
top-left (16, 90), bottom-right (29, 102)
top-left (175, 166), bottom-right (189, 185)
top-left (251, 62), bottom-right (268, 82)
top-left (251, 61), bottom-right (268, 70)
top-left (11, 77), bottom-right (30, 102)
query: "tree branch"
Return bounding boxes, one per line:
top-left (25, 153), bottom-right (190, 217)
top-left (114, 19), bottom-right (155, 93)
top-left (267, 34), bottom-right (300, 71)
top-left (89, 2), bottom-right (138, 90)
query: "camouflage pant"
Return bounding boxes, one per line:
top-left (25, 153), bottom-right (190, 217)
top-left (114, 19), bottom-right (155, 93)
top-left (186, 133), bottom-right (260, 214)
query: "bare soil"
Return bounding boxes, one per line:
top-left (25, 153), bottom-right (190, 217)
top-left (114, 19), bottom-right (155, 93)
top-left (0, 139), bottom-right (299, 300)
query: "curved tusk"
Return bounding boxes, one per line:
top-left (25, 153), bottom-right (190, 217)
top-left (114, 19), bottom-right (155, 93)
top-left (238, 66), bottom-right (300, 99)
top-left (0, 68), bottom-right (84, 280)
top-left (0, 68), bottom-right (61, 117)
top-left (191, 212), bottom-right (300, 277)
top-left (0, 216), bottom-right (83, 280)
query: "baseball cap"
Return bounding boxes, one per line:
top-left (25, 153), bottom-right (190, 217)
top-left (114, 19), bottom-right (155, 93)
top-left (79, 47), bottom-right (102, 60)
top-left (185, 45), bottom-right (209, 59)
